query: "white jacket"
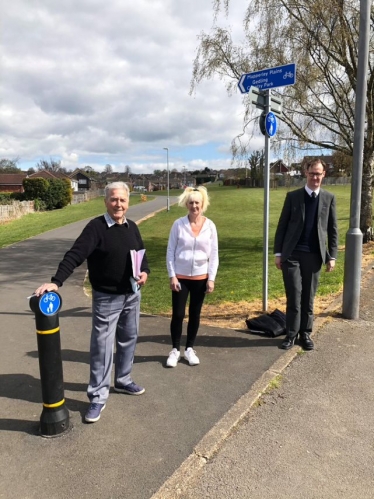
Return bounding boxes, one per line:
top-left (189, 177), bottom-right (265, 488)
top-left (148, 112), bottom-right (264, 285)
top-left (166, 215), bottom-right (219, 281)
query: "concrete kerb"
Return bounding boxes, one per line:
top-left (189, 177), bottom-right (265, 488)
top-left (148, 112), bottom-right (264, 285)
top-left (150, 287), bottom-right (350, 499)
top-left (135, 205), bottom-right (169, 225)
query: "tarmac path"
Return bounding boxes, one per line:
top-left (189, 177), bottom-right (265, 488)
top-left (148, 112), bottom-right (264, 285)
top-left (0, 195), bottom-right (288, 499)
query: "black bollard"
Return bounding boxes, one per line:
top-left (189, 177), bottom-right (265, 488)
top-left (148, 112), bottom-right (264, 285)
top-left (29, 292), bottom-right (69, 437)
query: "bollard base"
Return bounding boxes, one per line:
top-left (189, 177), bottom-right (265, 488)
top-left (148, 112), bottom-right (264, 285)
top-left (40, 405), bottom-right (70, 438)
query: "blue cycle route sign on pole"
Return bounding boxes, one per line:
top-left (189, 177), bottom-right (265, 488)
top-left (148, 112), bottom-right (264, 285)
top-left (265, 112), bottom-right (277, 137)
top-left (39, 292), bottom-right (62, 316)
top-left (238, 63), bottom-right (296, 94)
top-left (237, 63), bottom-right (296, 312)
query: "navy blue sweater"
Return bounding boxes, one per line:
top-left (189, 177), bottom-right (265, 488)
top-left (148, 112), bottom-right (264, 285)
top-left (52, 215), bottom-right (150, 294)
top-left (295, 191), bottom-right (319, 253)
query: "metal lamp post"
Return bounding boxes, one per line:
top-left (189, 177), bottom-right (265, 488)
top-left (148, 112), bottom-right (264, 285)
top-left (342, 0), bottom-right (371, 319)
top-left (163, 147), bottom-right (170, 211)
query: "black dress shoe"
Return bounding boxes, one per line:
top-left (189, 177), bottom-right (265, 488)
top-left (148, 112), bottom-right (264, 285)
top-left (299, 332), bottom-right (314, 351)
top-left (280, 336), bottom-right (296, 350)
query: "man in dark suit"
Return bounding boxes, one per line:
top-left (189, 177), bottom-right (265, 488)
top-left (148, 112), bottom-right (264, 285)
top-left (274, 158), bottom-right (338, 350)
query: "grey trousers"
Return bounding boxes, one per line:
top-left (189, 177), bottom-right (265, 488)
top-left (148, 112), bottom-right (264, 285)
top-left (87, 290), bottom-right (140, 404)
top-left (281, 251), bottom-right (322, 338)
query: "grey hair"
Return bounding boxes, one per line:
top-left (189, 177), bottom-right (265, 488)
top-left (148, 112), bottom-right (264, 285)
top-left (104, 181), bottom-right (130, 199)
top-left (178, 185), bottom-right (210, 213)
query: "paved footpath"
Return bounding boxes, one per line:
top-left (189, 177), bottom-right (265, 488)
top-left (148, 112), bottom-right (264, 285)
top-left (0, 196), bottom-right (288, 499)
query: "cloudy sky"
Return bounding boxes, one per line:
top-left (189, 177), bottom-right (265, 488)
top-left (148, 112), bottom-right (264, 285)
top-left (0, 0), bottom-right (268, 174)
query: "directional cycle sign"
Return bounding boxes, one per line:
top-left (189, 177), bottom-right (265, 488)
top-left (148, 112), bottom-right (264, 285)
top-left (238, 63), bottom-right (296, 93)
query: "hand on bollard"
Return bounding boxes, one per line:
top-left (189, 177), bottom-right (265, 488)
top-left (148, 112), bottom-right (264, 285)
top-left (34, 282), bottom-right (59, 297)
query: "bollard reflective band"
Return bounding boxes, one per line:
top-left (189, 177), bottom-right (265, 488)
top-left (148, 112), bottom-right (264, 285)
top-left (36, 327), bottom-right (60, 335)
top-left (43, 399), bottom-right (65, 409)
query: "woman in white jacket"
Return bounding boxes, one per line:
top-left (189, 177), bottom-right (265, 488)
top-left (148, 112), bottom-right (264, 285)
top-left (166, 186), bottom-right (219, 367)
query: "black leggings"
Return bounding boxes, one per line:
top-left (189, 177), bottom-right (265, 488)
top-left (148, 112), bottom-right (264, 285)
top-left (170, 278), bottom-right (207, 350)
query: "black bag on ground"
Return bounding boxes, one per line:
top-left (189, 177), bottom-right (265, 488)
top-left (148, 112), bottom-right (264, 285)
top-left (245, 309), bottom-right (286, 338)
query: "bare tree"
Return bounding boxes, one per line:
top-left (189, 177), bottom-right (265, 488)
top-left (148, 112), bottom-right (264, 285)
top-left (191, 0), bottom-right (374, 241)
top-left (36, 158), bottom-right (62, 172)
top-left (248, 150), bottom-right (264, 185)
top-left (0, 158), bottom-right (21, 173)
top-left (104, 164), bottom-right (113, 174)
top-left (332, 150), bottom-right (353, 176)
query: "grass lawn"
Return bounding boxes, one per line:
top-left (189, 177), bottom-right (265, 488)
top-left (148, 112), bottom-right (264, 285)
top-left (0, 193), bottom-right (146, 249)
top-left (140, 184), bottom-right (356, 315)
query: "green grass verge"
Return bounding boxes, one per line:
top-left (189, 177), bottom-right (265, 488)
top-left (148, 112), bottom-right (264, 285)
top-left (140, 184), bottom-right (352, 314)
top-left (1, 185), bottom-right (369, 316)
top-left (0, 194), bottom-right (146, 248)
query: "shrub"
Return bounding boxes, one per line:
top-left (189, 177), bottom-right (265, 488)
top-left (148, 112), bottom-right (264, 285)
top-left (33, 198), bottom-right (47, 211)
top-left (22, 177), bottom-right (72, 210)
top-left (10, 192), bottom-right (25, 201)
top-left (0, 193), bottom-right (13, 205)
top-left (23, 178), bottom-right (49, 200)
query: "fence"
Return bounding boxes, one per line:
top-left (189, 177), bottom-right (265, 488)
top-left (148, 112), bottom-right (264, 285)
top-left (273, 175), bottom-right (351, 189)
top-left (0, 201), bottom-right (35, 222)
top-left (71, 189), bottom-right (104, 204)
top-left (226, 176), bottom-right (352, 189)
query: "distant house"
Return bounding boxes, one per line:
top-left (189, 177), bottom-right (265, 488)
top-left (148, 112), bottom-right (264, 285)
top-left (270, 160), bottom-right (289, 175)
top-left (194, 173), bottom-right (217, 185)
top-left (69, 169), bottom-right (96, 191)
top-left (29, 170), bottom-right (78, 191)
top-left (289, 162), bottom-right (302, 176)
top-left (0, 173), bottom-right (28, 193)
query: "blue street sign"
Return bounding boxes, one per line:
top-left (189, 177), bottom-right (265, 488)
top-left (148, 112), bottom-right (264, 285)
top-left (238, 63), bottom-right (296, 93)
top-left (265, 112), bottom-right (277, 137)
top-left (39, 292), bottom-right (62, 316)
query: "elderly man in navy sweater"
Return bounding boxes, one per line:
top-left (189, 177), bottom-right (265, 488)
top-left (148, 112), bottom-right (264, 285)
top-left (274, 159), bottom-right (338, 351)
top-left (35, 182), bottom-right (150, 423)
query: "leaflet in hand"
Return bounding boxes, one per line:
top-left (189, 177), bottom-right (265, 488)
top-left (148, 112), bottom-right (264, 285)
top-left (130, 249), bottom-right (145, 279)
top-left (130, 249), bottom-right (145, 293)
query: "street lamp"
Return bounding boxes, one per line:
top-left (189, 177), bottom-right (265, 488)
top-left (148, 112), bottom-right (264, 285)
top-left (163, 147), bottom-right (170, 211)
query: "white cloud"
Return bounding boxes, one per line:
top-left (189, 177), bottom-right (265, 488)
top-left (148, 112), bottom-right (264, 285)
top-left (0, 0), bottom-right (263, 173)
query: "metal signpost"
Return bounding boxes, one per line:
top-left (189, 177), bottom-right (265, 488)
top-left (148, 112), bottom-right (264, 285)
top-left (249, 87), bottom-right (282, 116)
top-left (238, 63), bottom-right (296, 311)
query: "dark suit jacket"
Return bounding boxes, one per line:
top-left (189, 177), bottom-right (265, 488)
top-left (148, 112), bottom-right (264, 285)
top-left (274, 187), bottom-right (338, 264)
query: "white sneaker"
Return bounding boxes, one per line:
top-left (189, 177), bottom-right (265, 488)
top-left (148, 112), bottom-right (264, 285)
top-left (166, 348), bottom-right (180, 367)
top-left (184, 347), bottom-right (200, 366)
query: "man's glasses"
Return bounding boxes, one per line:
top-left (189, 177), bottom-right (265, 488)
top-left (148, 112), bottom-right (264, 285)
top-left (307, 172), bottom-right (323, 177)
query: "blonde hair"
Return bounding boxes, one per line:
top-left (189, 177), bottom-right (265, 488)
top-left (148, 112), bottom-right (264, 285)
top-left (105, 181), bottom-right (130, 199)
top-left (178, 186), bottom-right (210, 213)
